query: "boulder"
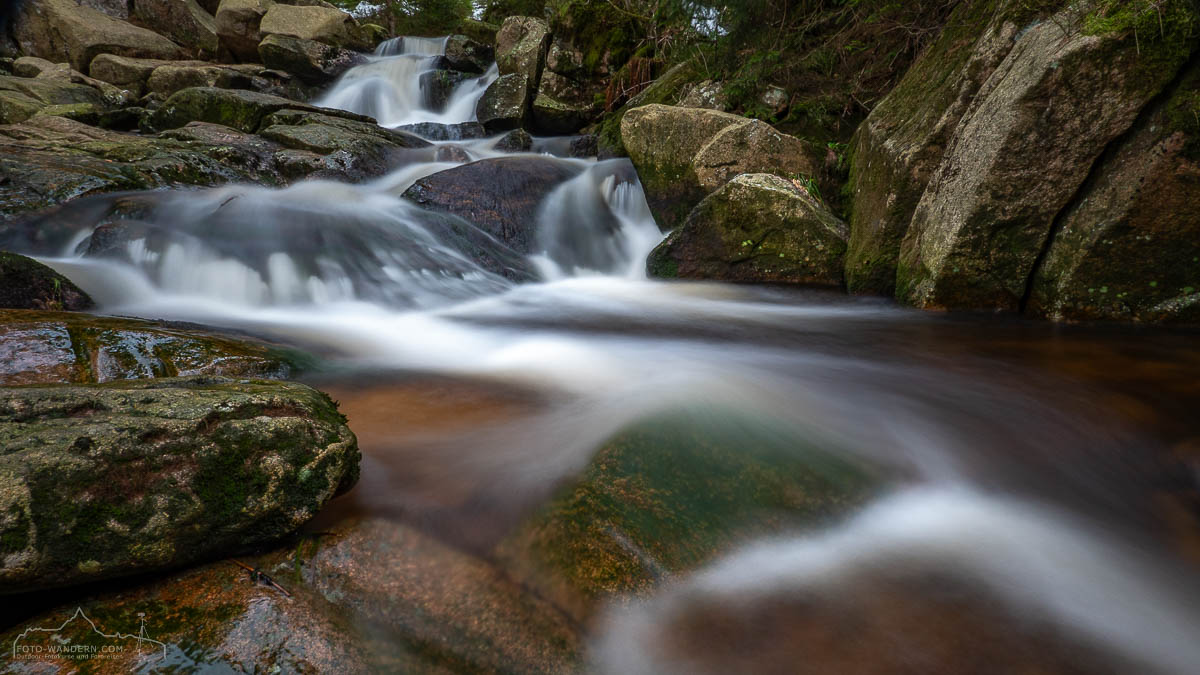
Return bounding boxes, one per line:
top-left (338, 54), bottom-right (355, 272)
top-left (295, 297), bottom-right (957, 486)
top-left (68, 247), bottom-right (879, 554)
top-left (143, 86), bottom-right (365, 133)
top-left (88, 54), bottom-right (208, 96)
top-left (1026, 63), bottom-right (1200, 325)
top-left (257, 109), bottom-right (429, 172)
top-left (846, 0), bottom-right (1017, 296)
top-left (76, 0), bottom-right (131, 19)
top-left (443, 34), bottom-right (493, 74)
top-left (531, 92), bottom-right (589, 135)
top-left (0, 309), bottom-right (303, 385)
top-left (0, 254), bottom-right (93, 311)
top-left (690, 117), bottom-right (820, 192)
top-left (258, 3), bottom-right (368, 50)
top-left (11, 0), bottom-right (184, 71)
top-left (0, 74), bottom-right (108, 124)
top-left (896, 7), bottom-right (1191, 311)
top-left (132, 0), bottom-right (220, 57)
top-left (12, 56), bottom-right (68, 79)
top-left (597, 59), bottom-right (703, 157)
top-left (0, 376), bottom-right (358, 592)
top-left (678, 79), bottom-right (731, 111)
top-left (493, 128), bottom-right (532, 153)
top-left (647, 174), bottom-right (848, 286)
top-left (620, 103), bottom-right (750, 229)
top-left (258, 33), bottom-right (364, 85)
top-left (494, 16), bottom-right (550, 88)
top-left (420, 68), bottom-right (473, 112)
top-left (403, 156), bottom-right (584, 254)
top-left (215, 0), bottom-right (274, 62)
top-left (475, 72), bottom-right (529, 132)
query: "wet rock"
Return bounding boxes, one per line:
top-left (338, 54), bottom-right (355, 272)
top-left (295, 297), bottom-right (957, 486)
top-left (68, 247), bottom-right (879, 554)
top-left (0, 74), bottom-right (109, 124)
top-left (495, 16), bottom-right (550, 88)
top-left (258, 108), bottom-right (429, 173)
top-left (647, 174), bottom-right (847, 286)
top-left (258, 33), bottom-right (364, 85)
top-left (420, 68), bottom-right (473, 112)
top-left (896, 6), bottom-right (1191, 311)
top-left (11, 0), bottom-right (185, 71)
top-left (143, 86), bottom-right (366, 133)
top-left (0, 309), bottom-right (304, 385)
top-left (620, 103), bottom-right (750, 230)
top-left (397, 121), bottom-right (486, 141)
top-left (88, 54), bottom-right (208, 97)
top-left (475, 72), bottom-right (530, 132)
top-left (531, 92), bottom-right (589, 135)
top-left (443, 34), bottom-right (494, 75)
top-left (132, 0), bottom-right (220, 57)
top-left (494, 127), bottom-right (532, 153)
top-left (403, 156), bottom-right (583, 254)
top-left (0, 376), bottom-right (358, 592)
top-left (847, 0), bottom-right (1017, 296)
top-left (1027, 62), bottom-right (1200, 325)
top-left (569, 134), bottom-right (598, 158)
top-left (0, 253), bottom-right (93, 311)
top-left (33, 102), bottom-right (105, 125)
top-left (435, 145), bottom-right (471, 163)
top-left (259, 2), bottom-right (369, 50)
top-left (215, 0), bottom-right (274, 62)
top-left (494, 413), bottom-right (874, 622)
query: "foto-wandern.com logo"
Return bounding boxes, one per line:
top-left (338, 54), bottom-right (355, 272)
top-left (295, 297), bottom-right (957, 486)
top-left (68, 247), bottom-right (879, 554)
top-left (11, 607), bottom-right (167, 664)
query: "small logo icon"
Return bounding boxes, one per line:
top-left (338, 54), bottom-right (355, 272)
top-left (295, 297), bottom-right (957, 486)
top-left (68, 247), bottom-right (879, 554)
top-left (11, 607), bottom-right (167, 663)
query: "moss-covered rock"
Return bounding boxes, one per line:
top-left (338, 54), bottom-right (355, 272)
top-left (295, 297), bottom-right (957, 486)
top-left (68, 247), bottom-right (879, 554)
top-left (11, 0), bottom-right (185, 71)
top-left (0, 73), bottom-right (109, 118)
top-left (143, 86), bottom-right (364, 133)
top-left (531, 92), bottom-right (589, 135)
top-left (495, 16), bottom-right (551, 90)
top-left (1026, 60), bottom-right (1200, 325)
top-left (0, 254), bottom-right (93, 312)
top-left (258, 108), bottom-right (429, 171)
top-left (647, 174), bottom-right (848, 286)
top-left (133, 0), bottom-right (221, 58)
top-left (259, 2), bottom-right (370, 51)
top-left (420, 68), bottom-right (474, 112)
top-left (846, 0), bottom-right (1017, 296)
top-left (475, 72), bottom-right (530, 132)
top-left (0, 376), bottom-right (358, 592)
top-left (692, 117), bottom-right (821, 192)
top-left (88, 55), bottom-right (209, 97)
top-left (0, 309), bottom-right (307, 385)
top-left (258, 33), bottom-right (365, 86)
top-left (896, 5), bottom-right (1194, 311)
top-left (443, 34), bottom-right (494, 75)
top-left (495, 412), bottom-right (876, 622)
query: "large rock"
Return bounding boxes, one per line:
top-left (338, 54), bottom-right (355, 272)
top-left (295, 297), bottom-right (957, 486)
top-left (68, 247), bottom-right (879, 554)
top-left (597, 59), bottom-right (703, 156)
top-left (258, 3), bottom-right (368, 50)
top-left (895, 7), bottom-right (1192, 311)
top-left (531, 92), bottom-right (589, 135)
top-left (258, 33), bottom-right (364, 85)
top-left (0, 376), bottom-right (358, 592)
top-left (132, 0), bottom-right (220, 57)
top-left (141, 62), bottom-right (303, 99)
top-left (143, 86), bottom-right (367, 133)
top-left (1026, 62), bottom-right (1200, 324)
top-left (0, 74), bottom-right (109, 124)
top-left (475, 72), bottom-right (530, 132)
top-left (258, 108), bottom-right (429, 170)
top-left (11, 0), bottom-right (185, 71)
top-left (215, 0), bottom-right (274, 62)
top-left (846, 0), bottom-right (1016, 296)
top-left (403, 156), bottom-right (583, 254)
top-left (494, 16), bottom-right (550, 88)
top-left (0, 309), bottom-right (303, 385)
top-left (420, 68), bottom-right (473, 112)
top-left (690, 117), bottom-right (820, 192)
top-left (443, 33), bottom-right (494, 74)
top-left (647, 174), bottom-right (847, 286)
top-left (88, 54), bottom-right (208, 96)
top-left (0, 254), bottom-right (93, 311)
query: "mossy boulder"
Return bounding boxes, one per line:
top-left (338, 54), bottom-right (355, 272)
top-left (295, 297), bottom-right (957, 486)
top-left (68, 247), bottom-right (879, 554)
top-left (443, 34), bottom-right (494, 75)
top-left (691, 118), bottom-right (821, 192)
top-left (896, 6), bottom-right (1194, 311)
top-left (257, 108), bottom-right (429, 171)
top-left (846, 0), bottom-right (1017, 296)
top-left (475, 72), bottom-right (530, 132)
top-left (132, 0), bottom-right (220, 58)
top-left (258, 3), bottom-right (369, 51)
top-left (215, 0), bottom-right (275, 62)
top-left (11, 56), bottom-right (69, 79)
top-left (88, 55), bottom-right (209, 97)
top-left (1026, 61), bottom-right (1200, 325)
top-left (0, 254), bottom-right (93, 312)
top-left (0, 309), bottom-right (307, 385)
top-left (495, 16), bottom-right (551, 90)
top-left (596, 59), bottom-right (703, 157)
top-left (11, 0), bottom-right (185, 71)
top-left (531, 92), bottom-right (589, 135)
top-left (0, 74), bottom-right (109, 124)
top-left (258, 33), bottom-right (364, 86)
top-left (647, 174), bottom-right (848, 286)
top-left (494, 412), bottom-right (876, 622)
top-left (143, 86), bottom-right (363, 133)
top-left (0, 376), bottom-right (358, 592)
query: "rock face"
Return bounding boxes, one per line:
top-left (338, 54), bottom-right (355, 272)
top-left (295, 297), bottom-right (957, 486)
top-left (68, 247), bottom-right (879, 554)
top-left (258, 3), bottom-right (368, 50)
top-left (258, 33), bottom-right (364, 85)
top-left (0, 376), bottom-right (358, 592)
top-left (403, 156), bottom-right (583, 254)
top-left (132, 0), bottom-right (220, 57)
top-left (1027, 62), bottom-right (1200, 324)
top-left (0, 253), bottom-right (94, 311)
top-left (0, 310), bottom-right (303, 385)
top-left (12, 0), bottom-right (185, 71)
top-left (475, 72), bottom-right (529, 131)
top-left (215, 0), bottom-right (274, 62)
top-left (647, 174), bottom-right (848, 286)
top-left (846, 0), bottom-right (1015, 296)
top-left (895, 8), bottom-right (1192, 311)
top-left (494, 16), bottom-right (550, 88)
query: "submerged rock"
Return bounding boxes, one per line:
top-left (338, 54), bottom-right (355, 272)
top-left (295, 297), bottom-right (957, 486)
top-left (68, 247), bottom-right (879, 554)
top-left (11, 0), bottom-right (184, 71)
top-left (0, 309), bottom-right (305, 385)
top-left (0, 253), bottom-right (94, 311)
top-left (647, 173), bottom-right (847, 286)
top-left (0, 376), bottom-right (358, 593)
top-left (403, 156), bottom-right (583, 254)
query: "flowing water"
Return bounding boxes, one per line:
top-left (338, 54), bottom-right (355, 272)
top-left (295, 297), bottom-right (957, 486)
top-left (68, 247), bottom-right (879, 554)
top-left (7, 37), bottom-right (1200, 673)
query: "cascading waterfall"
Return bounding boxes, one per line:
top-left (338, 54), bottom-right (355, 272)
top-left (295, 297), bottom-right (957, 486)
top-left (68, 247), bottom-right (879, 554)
top-left (5, 33), bottom-right (1200, 674)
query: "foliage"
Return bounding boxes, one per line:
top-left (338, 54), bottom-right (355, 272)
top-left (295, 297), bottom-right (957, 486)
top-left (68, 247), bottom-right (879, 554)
top-left (1083, 0), bottom-right (1199, 66)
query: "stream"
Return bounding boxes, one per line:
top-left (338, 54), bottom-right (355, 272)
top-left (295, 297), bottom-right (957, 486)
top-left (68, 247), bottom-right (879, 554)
top-left (13, 36), bottom-right (1200, 673)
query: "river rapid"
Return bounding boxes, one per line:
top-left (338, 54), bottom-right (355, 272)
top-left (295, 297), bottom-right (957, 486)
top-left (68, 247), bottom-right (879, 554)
top-left (14, 37), bottom-right (1200, 673)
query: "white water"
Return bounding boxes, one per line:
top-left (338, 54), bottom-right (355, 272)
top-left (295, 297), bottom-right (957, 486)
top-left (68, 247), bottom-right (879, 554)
top-left (10, 35), bottom-right (1200, 673)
